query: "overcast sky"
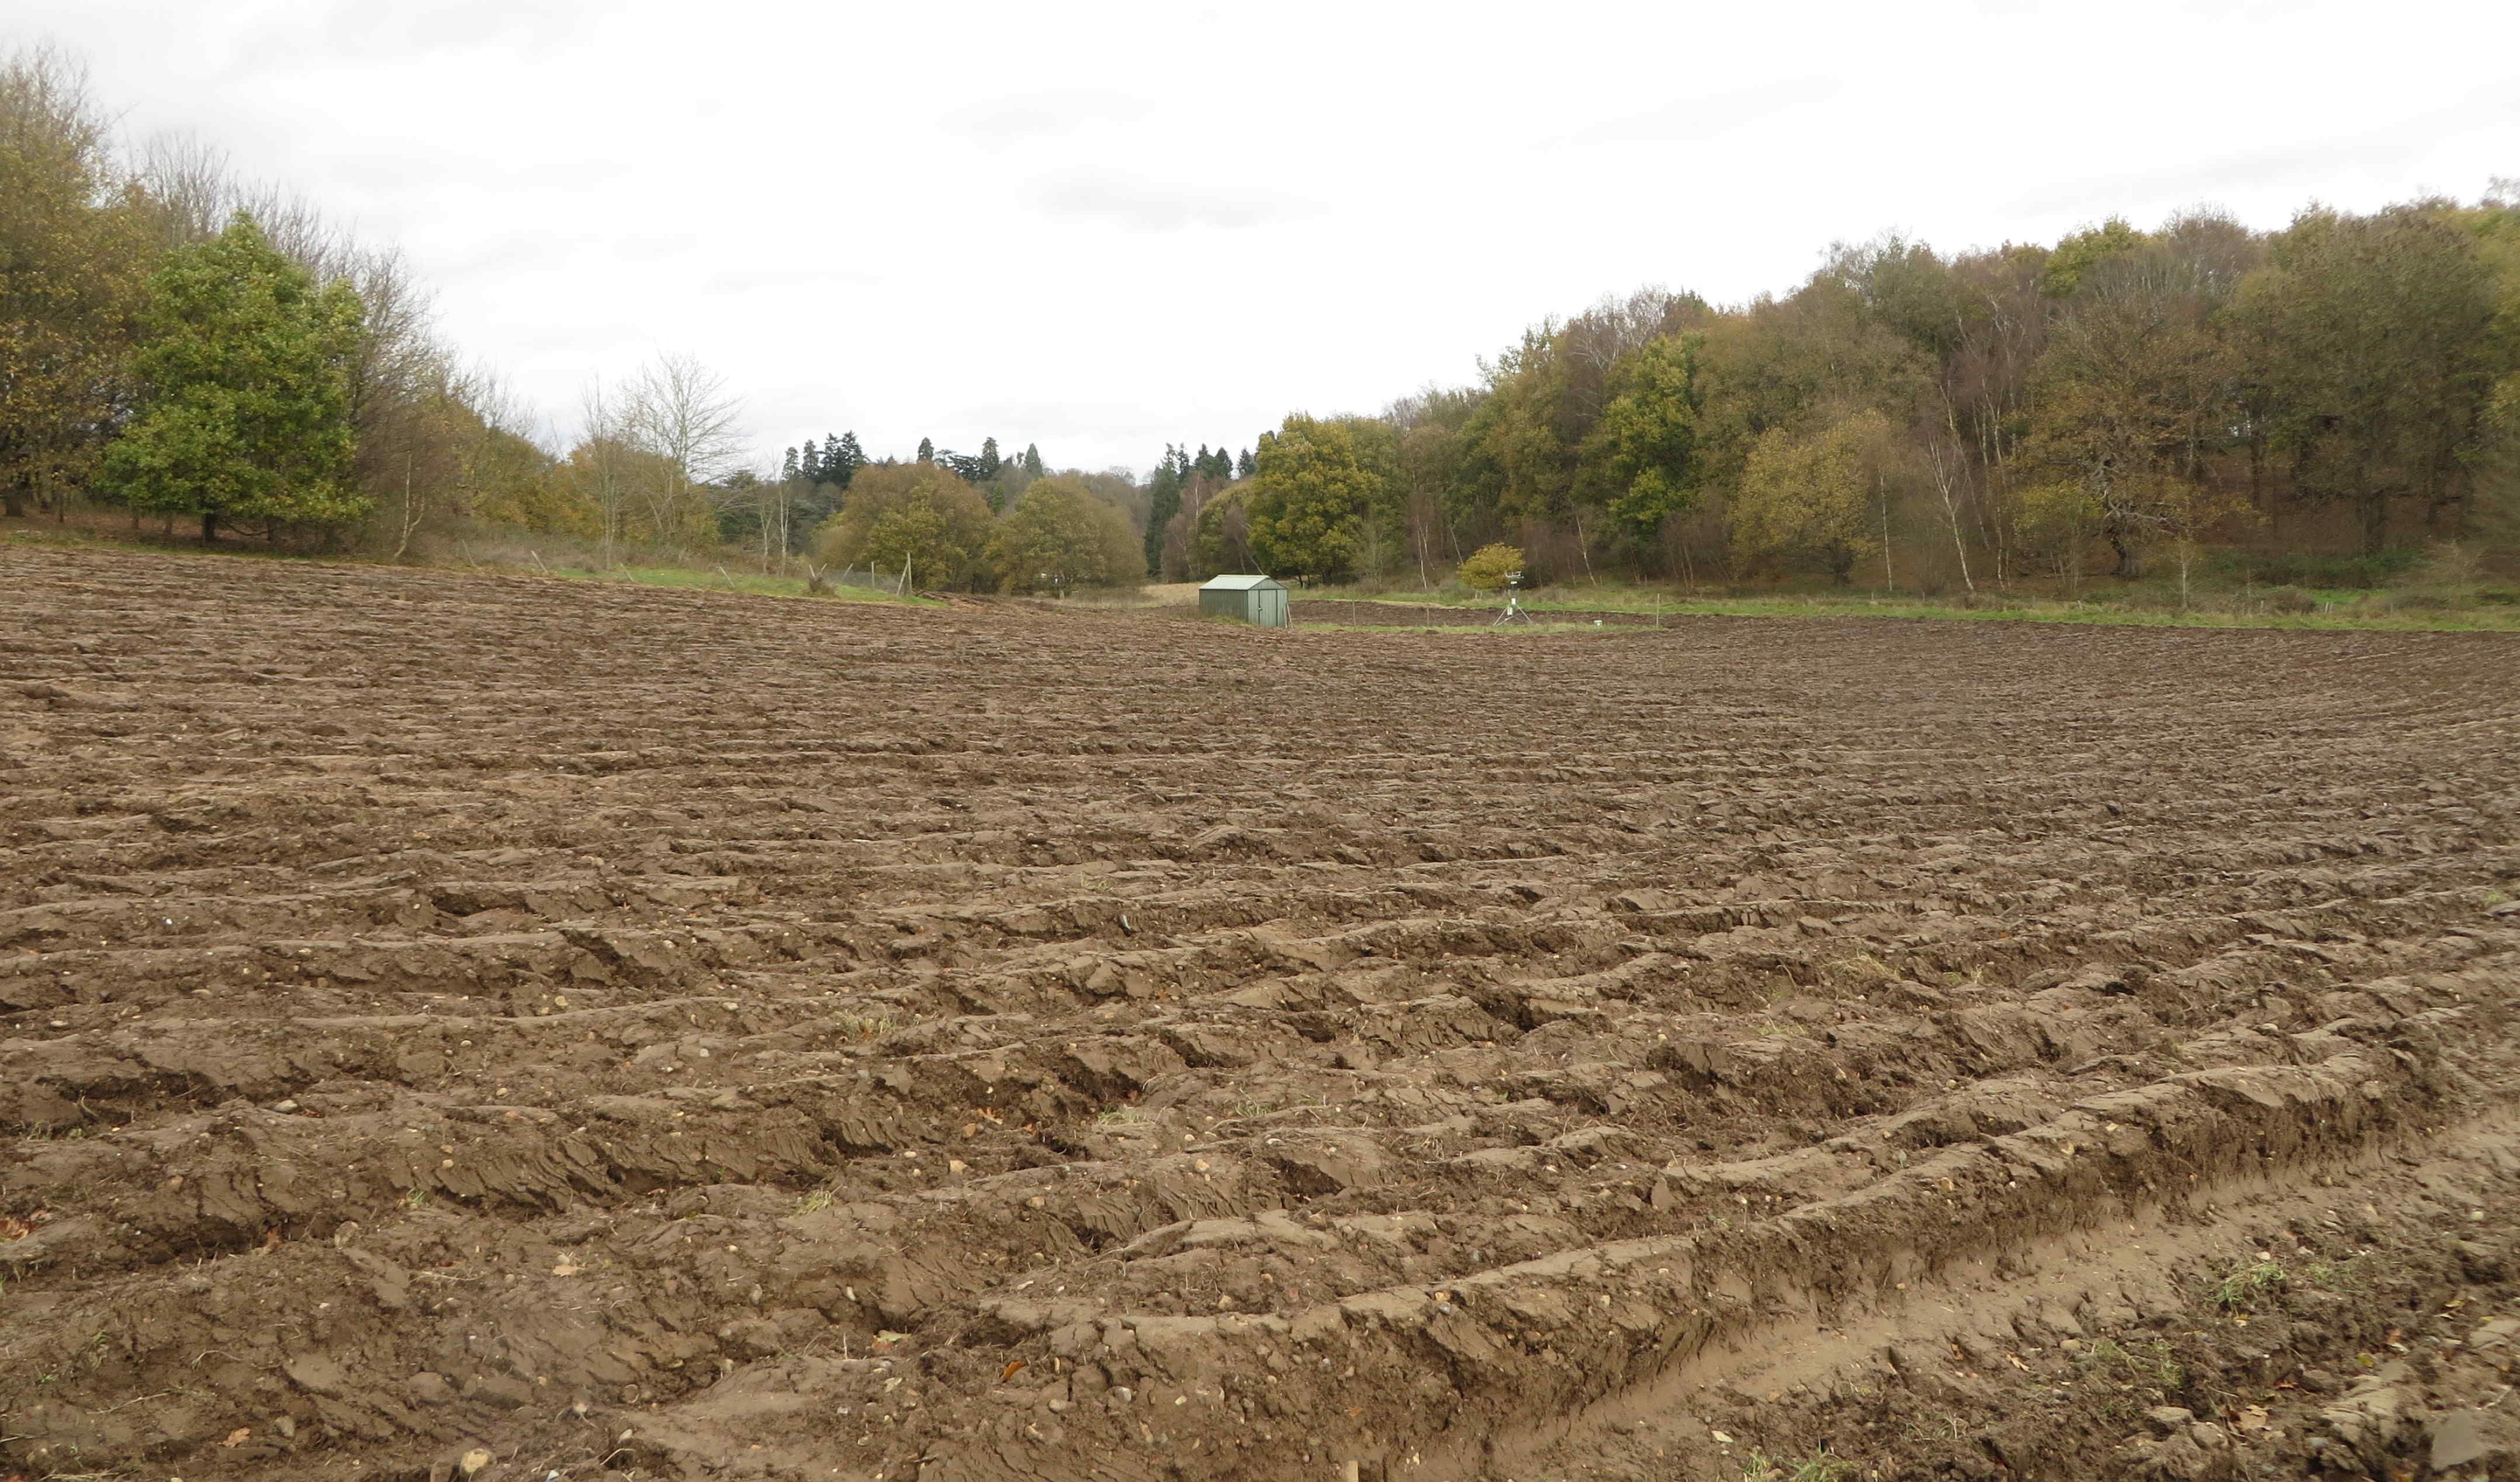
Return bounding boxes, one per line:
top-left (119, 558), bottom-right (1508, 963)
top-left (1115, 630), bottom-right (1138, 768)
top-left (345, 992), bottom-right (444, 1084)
top-left (18, 0), bottom-right (2519, 476)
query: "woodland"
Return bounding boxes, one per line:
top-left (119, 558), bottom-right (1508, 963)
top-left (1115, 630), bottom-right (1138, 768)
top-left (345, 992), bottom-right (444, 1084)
top-left (7, 41), bottom-right (2517, 604)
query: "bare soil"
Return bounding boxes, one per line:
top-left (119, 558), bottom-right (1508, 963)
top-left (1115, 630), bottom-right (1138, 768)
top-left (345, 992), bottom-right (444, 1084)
top-left (5, 545), bottom-right (2519, 1482)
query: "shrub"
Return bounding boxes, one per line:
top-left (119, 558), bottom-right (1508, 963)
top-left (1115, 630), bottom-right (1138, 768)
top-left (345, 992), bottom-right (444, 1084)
top-left (1458, 542), bottom-right (1524, 594)
top-left (2211, 547), bottom-right (2420, 589)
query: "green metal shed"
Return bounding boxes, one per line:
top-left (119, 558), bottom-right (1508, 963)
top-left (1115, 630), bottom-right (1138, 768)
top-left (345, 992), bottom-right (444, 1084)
top-left (1199, 574), bottom-right (1290, 627)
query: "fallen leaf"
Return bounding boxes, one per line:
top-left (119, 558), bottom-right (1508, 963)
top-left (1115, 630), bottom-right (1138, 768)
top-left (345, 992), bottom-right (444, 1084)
top-left (1711, 1430), bottom-right (1736, 1445)
top-left (552, 1262), bottom-right (581, 1276)
top-left (2005, 1352), bottom-right (2030, 1371)
top-left (0, 1217), bottom-right (30, 1241)
top-left (222, 1428), bottom-right (251, 1448)
top-left (1001, 1360), bottom-right (1026, 1381)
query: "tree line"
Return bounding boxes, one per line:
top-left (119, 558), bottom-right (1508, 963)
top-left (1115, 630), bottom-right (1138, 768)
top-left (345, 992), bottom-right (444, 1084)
top-left (1204, 190), bottom-right (2520, 593)
top-left (15, 39), bottom-right (2514, 600)
top-left (0, 43), bottom-right (1155, 590)
top-left (0, 44), bottom-right (592, 555)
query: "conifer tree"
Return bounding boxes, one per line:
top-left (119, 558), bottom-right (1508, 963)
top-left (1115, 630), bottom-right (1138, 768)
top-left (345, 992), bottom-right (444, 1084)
top-left (1144, 442), bottom-right (1186, 576)
top-left (916, 436), bottom-right (934, 463)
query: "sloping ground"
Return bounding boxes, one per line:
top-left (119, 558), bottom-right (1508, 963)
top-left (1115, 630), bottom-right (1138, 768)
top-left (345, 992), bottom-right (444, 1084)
top-left (3, 544), bottom-right (2517, 1482)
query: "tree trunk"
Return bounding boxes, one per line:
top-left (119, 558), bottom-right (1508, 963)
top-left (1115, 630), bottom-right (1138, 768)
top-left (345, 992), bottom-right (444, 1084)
top-left (2358, 459), bottom-right (2386, 556)
top-left (2, 477), bottom-right (27, 519)
top-left (202, 510), bottom-right (219, 545)
top-left (2107, 518), bottom-right (2142, 578)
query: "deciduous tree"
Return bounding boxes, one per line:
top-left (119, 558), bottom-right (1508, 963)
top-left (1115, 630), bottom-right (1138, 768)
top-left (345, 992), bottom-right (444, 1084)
top-left (1, 46), bottom-right (154, 519)
top-left (812, 460), bottom-right (995, 588)
top-left (2237, 203), bottom-right (2503, 552)
top-left (988, 475), bottom-right (1142, 592)
top-left (1730, 409), bottom-right (1894, 583)
top-left (1248, 414), bottom-right (1377, 580)
top-left (103, 213), bottom-right (365, 542)
top-left (622, 351), bottom-right (742, 549)
top-left (1586, 334), bottom-right (1702, 543)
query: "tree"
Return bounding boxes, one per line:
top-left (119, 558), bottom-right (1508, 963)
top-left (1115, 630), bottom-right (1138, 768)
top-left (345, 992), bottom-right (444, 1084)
top-left (2237, 203), bottom-right (2504, 552)
top-left (1, 44), bottom-right (154, 520)
top-left (2023, 248), bottom-right (2237, 576)
top-left (2041, 217), bottom-right (2145, 297)
top-left (916, 436), bottom-right (934, 463)
top-left (1191, 484), bottom-right (1255, 575)
top-left (1396, 415), bottom-right (1466, 587)
top-left (1688, 277), bottom-right (1927, 517)
top-left (2013, 478), bottom-right (2104, 590)
top-left (1143, 441), bottom-right (1185, 576)
top-left (1458, 542), bottom-right (1522, 593)
top-left (1730, 409), bottom-right (1894, 583)
top-left (1247, 414), bottom-right (1378, 579)
top-left (825, 431), bottom-right (866, 488)
top-left (621, 351), bottom-right (741, 549)
top-left (1235, 447), bottom-right (1254, 479)
top-left (1586, 333), bottom-right (1702, 542)
top-left (978, 435), bottom-right (1002, 482)
top-left (1023, 442), bottom-right (1045, 477)
top-left (811, 460), bottom-right (995, 588)
top-left (103, 212), bottom-right (365, 542)
top-left (988, 476), bottom-right (1143, 592)
top-left (463, 400), bottom-right (589, 539)
top-left (570, 377), bottom-right (643, 565)
top-left (1195, 442), bottom-right (1238, 482)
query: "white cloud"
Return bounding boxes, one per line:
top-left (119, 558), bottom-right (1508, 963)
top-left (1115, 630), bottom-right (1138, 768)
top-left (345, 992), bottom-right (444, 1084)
top-left (1033, 171), bottom-right (1320, 231)
top-left (950, 89), bottom-right (1159, 144)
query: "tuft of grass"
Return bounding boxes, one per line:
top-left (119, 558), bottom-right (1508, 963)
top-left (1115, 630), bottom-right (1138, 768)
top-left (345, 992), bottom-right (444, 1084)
top-left (1742, 1448), bottom-right (1856, 1482)
top-left (2077, 1335), bottom-right (2186, 1393)
top-left (2210, 1258), bottom-right (2290, 1312)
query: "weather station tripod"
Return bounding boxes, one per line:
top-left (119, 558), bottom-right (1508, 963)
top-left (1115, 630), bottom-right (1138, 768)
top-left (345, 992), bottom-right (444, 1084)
top-left (1493, 574), bottom-right (1534, 627)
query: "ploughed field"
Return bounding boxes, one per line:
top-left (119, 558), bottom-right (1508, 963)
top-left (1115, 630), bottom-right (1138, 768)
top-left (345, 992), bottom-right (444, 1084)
top-left (5, 545), bottom-right (2520, 1482)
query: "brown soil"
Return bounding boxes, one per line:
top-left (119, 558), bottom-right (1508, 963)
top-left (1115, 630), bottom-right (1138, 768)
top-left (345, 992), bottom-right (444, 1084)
top-left (4, 545), bottom-right (2518, 1482)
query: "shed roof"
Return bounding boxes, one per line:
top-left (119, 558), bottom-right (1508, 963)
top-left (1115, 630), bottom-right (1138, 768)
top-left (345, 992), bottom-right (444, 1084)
top-left (1200, 574), bottom-right (1285, 591)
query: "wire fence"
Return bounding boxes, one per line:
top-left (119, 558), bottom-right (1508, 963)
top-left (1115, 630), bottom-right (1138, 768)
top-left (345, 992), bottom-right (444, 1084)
top-left (823, 561), bottom-right (915, 597)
